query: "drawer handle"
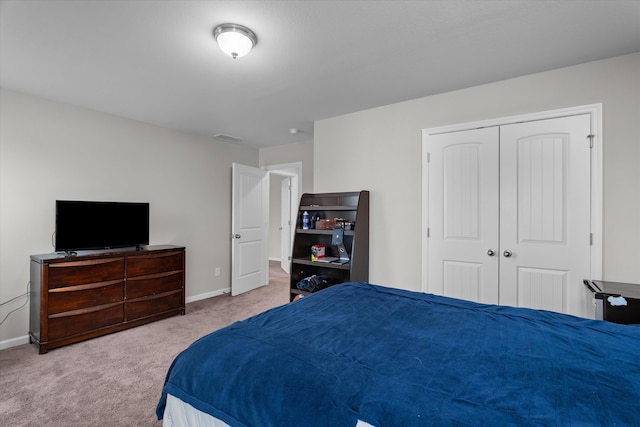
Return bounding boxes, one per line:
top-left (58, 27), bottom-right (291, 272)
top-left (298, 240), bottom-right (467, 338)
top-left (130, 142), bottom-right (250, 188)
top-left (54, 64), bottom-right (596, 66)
top-left (49, 258), bottom-right (124, 268)
top-left (126, 289), bottom-right (182, 303)
top-left (126, 270), bottom-right (182, 281)
top-left (49, 279), bottom-right (123, 293)
top-left (48, 302), bottom-right (123, 319)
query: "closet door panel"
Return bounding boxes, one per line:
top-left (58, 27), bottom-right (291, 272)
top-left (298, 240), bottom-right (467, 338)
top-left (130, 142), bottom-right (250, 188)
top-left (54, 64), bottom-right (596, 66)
top-left (517, 267), bottom-right (567, 313)
top-left (499, 115), bottom-right (591, 316)
top-left (426, 127), bottom-right (499, 304)
top-left (516, 134), bottom-right (566, 243)
top-left (443, 261), bottom-right (482, 302)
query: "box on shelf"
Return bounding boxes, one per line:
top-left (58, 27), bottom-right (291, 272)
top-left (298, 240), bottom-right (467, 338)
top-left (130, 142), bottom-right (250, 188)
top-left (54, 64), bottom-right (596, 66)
top-left (315, 219), bottom-right (336, 230)
top-left (311, 245), bottom-right (325, 261)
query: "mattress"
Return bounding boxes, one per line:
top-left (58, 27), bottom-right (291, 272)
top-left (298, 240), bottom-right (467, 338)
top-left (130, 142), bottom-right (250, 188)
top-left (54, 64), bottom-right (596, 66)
top-left (162, 394), bottom-right (374, 427)
top-left (157, 282), bottom-right (640, 426)
top-left (163, 394), bottom-right (231, 427)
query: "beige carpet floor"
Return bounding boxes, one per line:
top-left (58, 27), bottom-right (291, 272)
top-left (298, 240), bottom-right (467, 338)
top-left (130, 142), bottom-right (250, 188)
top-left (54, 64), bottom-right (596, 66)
top-left (0, 261), bottom-right (290, 426)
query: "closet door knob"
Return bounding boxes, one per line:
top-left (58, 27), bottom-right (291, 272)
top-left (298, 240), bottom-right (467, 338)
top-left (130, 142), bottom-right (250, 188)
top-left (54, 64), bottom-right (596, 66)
top-left (503, 250), bottom-right (513, 258)
top-left (487, 249), bottom-right (496, 256)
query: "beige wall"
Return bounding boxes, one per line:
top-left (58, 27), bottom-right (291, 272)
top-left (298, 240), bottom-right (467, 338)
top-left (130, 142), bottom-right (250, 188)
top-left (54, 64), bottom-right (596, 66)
top-left (314, 53), bottom-right (640, 291)
top-left (0, 88), bottom-right (259, 346)
top-left (259, 139), bottom-right (314, 193)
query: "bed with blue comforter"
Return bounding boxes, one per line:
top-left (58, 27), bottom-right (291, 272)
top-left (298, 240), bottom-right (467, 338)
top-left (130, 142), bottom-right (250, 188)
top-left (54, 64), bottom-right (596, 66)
top-left (157, 282), bottom-right (640, 426)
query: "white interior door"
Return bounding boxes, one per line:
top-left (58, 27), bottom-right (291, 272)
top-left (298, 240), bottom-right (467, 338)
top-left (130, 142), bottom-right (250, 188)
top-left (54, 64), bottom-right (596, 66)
top-left (499, 115), bottom-right (591, 316)
top-left (280, 177), bottom-right (291, 274)
top-left (426, 127), bottom-right (500, 304)
top-left (425, 114), bottom-right (592, 316)
top-left (231, 163), bottom-right (268, 296)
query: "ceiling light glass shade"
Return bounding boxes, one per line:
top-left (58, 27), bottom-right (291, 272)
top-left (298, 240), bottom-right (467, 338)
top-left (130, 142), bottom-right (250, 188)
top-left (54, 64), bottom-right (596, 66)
top-left (213, 24), bottom-right (257, 59)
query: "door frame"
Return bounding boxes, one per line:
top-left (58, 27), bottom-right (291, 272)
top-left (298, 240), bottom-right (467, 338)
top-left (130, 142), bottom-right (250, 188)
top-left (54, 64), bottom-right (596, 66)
top-left (421, 104), bottom-right (603, 292)
top-left (263, 162), bottom-right (302, 272)
top-left (279, 176), bottom-right (292, 274)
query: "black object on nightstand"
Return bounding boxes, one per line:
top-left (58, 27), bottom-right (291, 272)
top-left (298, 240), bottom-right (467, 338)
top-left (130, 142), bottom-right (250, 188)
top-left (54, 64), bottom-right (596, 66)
top-left (583, 280), bottom-right (640, 324)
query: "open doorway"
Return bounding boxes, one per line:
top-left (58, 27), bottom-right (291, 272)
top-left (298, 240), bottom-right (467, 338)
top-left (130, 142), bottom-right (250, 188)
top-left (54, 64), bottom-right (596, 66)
top-left (264, 162), bottom-right (302, 277)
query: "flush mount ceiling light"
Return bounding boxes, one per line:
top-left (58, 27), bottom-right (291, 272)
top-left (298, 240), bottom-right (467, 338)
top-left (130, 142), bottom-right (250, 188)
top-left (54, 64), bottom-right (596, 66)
top-left (213, 23), bottom-right (257, 59)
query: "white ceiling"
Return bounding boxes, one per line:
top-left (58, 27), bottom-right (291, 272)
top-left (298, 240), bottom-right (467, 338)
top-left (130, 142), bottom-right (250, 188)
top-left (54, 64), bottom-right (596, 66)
top-left (1, 0), bottom-right (639, 148)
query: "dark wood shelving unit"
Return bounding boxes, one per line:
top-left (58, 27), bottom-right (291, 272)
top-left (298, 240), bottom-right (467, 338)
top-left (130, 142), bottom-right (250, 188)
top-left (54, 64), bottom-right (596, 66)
top-left (290, 191), bottom-right (369, 301)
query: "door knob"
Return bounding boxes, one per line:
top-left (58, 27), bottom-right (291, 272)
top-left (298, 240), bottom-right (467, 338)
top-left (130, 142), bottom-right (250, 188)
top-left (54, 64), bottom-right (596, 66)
top-left (503, 250), bottom-right (513, 258)
top-left (487, 249), bottom-right (496, 256)
top-left (232, 234), bottom-right (241, 239)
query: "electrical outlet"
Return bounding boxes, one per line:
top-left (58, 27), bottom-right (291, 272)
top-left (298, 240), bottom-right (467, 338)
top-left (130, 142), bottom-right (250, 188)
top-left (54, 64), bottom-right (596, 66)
top-left (215, 267), bottom-right (221, 276)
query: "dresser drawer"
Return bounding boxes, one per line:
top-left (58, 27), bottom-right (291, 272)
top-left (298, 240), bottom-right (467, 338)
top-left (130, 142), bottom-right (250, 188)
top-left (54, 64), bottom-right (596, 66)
top-left (48, 281), bottom-right (124, 315)
top-left (47, 258), bottom-right (125, 289)
top-left (126, 251), bottom-right (183, 277)
top-left (126, 290), bottom-right (183, 320)
top-left (126, 271), bottom-right (183, 299)
top-left (48, 302), bottom-right (124, 341)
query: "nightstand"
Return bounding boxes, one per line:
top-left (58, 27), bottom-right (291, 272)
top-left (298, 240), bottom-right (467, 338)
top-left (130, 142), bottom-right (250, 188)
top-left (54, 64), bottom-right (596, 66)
top-left (583, 280), bottom-right (640, 324)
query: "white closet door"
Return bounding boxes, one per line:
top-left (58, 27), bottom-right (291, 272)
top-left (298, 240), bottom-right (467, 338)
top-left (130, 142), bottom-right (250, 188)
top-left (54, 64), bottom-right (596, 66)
top-left (499, 115), bottom-right (591, 316)
top-left (426, 127), bottom-right (500, 304)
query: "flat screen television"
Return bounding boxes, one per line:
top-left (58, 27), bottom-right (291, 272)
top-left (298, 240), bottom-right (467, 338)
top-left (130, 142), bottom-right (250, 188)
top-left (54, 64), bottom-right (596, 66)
top-left (55, 200), bottom-right (149, 252)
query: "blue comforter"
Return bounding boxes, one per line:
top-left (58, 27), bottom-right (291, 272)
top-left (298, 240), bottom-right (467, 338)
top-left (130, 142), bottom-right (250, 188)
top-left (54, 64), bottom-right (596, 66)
top-left (157, 282), bottom-right (640, 426)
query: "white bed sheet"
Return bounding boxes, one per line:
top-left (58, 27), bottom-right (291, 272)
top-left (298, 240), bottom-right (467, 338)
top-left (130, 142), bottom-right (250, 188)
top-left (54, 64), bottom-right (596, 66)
top-left (162, 393), bottom-right (374, 427)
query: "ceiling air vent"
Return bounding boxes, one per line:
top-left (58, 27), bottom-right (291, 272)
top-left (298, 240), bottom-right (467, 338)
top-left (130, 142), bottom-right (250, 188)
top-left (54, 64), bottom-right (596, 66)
top-left (213, 134), bottom-right (244, 144)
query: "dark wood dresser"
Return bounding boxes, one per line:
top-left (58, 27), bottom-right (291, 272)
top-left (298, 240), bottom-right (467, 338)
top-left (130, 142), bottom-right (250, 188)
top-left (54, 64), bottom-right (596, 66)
top-left (29, 245), bottom-right (185, 353)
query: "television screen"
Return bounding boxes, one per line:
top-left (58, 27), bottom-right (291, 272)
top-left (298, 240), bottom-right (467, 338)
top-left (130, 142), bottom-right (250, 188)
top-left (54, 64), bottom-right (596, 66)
top-left (55, 200), bottom-right (149, 252)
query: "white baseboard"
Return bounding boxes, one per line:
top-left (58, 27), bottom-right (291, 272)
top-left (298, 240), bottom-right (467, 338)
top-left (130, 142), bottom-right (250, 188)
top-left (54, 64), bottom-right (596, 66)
top-left (0, 334), bottom-right (30, 350)
top-left (186, 288), bottom-right (230, 303)
top-left (0, 289), bottom-right (231, 351)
